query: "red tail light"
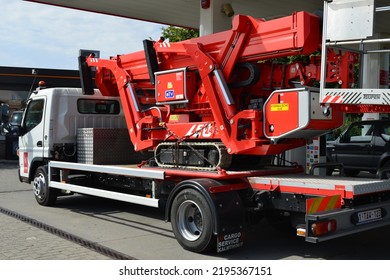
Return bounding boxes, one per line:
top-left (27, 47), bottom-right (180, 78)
top-left (311, 220), bottom-right (337, 237)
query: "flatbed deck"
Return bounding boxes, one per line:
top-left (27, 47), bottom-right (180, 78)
top-left (248, 174), bottom-right (390, 199)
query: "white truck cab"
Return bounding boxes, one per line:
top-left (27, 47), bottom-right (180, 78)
top-left (18, 87), bottom-right (126, 183)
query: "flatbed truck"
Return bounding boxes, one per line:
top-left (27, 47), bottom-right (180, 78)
top-left (15, 0), bottom-right (390, 253)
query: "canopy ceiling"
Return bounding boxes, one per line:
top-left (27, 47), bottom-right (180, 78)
top-left (25, 0), bottom-right (389, 33)
top-left (24, 0), bottom-right (390, 39)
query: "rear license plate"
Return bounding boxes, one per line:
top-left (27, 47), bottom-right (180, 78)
top-left (356, 208), bottom-right (382, 225)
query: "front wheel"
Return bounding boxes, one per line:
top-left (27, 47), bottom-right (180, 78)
top-left (33, 166), bottom-right (57, 206)
top-left (170, 188), bottom-right (215, 253)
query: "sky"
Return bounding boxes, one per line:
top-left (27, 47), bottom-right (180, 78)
top-left (0, 0), bottom-right (166, 70)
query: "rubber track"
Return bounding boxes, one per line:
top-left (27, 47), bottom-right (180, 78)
top-left (0, 206), bottom-right (136, 260)
top-left (155, 141), bottom-right (232, 171)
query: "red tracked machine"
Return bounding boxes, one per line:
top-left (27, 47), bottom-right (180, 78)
top-left (79, 11), bottom-right (355, 170)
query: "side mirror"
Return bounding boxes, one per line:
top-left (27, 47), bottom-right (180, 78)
top-left (1, 123), bottom-right (9, 135)
top-left (1, 123), bottom-right (21, 136)
top-left (339, 133), bottom-right (350, 143)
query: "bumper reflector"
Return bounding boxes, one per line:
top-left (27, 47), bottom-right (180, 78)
top-left (296, 227), bottom-right (306, 237)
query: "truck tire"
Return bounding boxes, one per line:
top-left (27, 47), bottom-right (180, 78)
top-left (170, 188), bottom-right (215, 253)
top-left (33, 166), bottom-right (57, 206)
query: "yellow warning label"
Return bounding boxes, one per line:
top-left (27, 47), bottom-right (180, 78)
top-left (169, 115), bottom-right (180, 121)
top-left (270, 103), bottom-right (289, 111)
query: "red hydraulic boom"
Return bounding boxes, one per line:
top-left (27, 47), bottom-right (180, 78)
top-left (79, 11), bottom-right (357, 170)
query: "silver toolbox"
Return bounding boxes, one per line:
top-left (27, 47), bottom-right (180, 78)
top-left (77, 128), bottom-right (150, 164)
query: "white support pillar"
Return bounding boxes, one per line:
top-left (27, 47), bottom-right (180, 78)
top-left (199, 0), bottom-right (233, 36)
top-left (362, 35), bottom-right (381, 121)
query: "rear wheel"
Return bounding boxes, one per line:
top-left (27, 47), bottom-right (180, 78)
top-left (170, 188), bottom-right (215, 253)
top-left (33, 166), bottom-right (57, 206)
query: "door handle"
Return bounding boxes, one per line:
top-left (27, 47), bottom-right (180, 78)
top-left (37, 141), bottom-right (43, 147)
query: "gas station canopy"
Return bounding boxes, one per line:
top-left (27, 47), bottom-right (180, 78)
top-left (25, 0), bottom-right (390, 34)
top-left (24, 0), bottom-right (320, 28)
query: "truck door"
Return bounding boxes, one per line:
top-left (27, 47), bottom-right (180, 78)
top-left (19, 97), bottom-right (46, 179)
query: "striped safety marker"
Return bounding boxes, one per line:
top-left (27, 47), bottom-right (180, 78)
top-left (306, 195), bottom-right (342, 214)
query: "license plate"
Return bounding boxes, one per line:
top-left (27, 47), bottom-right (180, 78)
top-left (357, 208), bottom-right (382, 224)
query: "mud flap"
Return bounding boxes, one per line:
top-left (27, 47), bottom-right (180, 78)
top-left (212, 190), bottom-right (246, 252)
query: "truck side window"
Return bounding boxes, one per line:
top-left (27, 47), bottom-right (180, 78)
top-left (77, 99), bottom-right (120, 114)
top-left (23, 99), bottom-right (44, 134)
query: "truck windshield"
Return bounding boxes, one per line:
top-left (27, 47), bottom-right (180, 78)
top-left (23, 99), bottom-right (44, 133)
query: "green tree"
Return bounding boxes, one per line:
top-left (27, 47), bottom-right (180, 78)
top-left (161, 26), bottom-right (199, 42)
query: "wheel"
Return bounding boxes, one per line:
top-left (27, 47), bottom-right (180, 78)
top-left (378, 161), bottom-right (390, 179)
top-left (33, 166), bottom-right (57, 206)
top-left (343, 169), bottom-right (360, 177)
top-left (170, 188), bottom-right (215, 253)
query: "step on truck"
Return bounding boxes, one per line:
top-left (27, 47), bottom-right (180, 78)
top-left (15, 0), bottom-right (390, 253)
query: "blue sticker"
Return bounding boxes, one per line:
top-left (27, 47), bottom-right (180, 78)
top-left (165, 90), bottom-right (174, 98)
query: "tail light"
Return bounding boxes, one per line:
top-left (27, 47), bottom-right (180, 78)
top-left (311, 220), bottom-right (337, 237)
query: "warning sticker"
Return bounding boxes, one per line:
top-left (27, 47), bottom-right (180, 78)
top-left (270, 103), bottom-right (289, 111)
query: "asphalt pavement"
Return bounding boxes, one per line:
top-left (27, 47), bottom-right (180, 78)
top-left (0, 211), bottom-right (111, 260)
top-left (0, 160), bottom-right (112, 260)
